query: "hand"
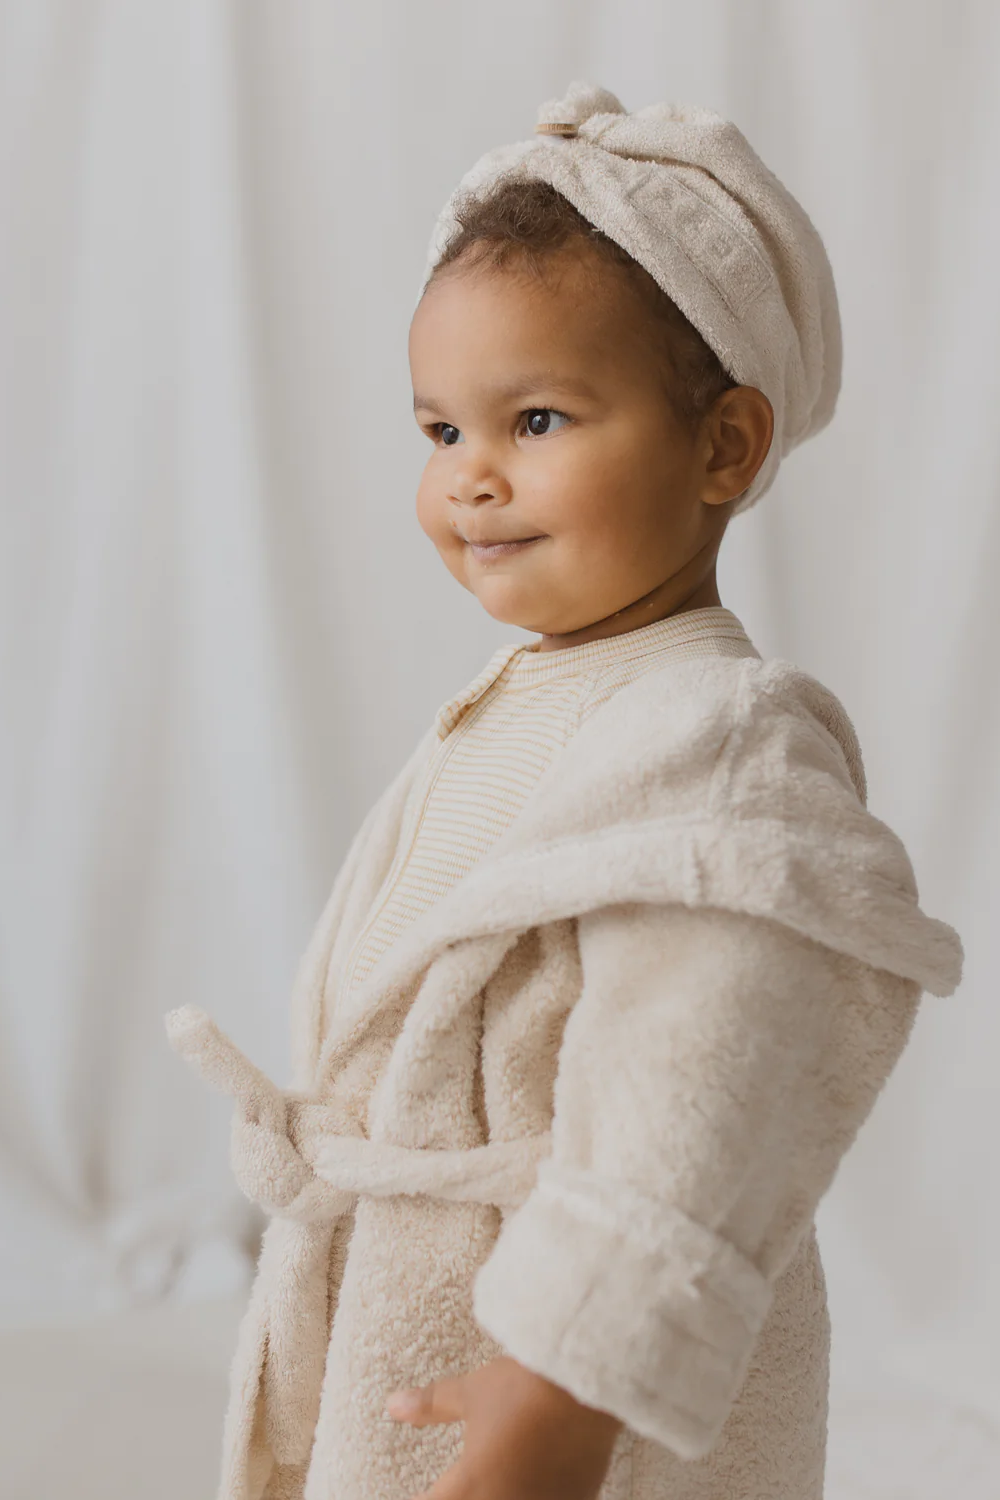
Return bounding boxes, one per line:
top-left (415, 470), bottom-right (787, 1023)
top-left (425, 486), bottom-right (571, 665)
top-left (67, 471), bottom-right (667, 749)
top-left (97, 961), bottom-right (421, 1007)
top-left (386, 1355), bottom-right (622, 1499)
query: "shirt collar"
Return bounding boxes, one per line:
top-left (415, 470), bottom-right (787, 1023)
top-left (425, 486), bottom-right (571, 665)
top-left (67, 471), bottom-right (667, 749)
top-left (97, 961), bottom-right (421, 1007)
top-left (434, 607), bottom-right (754, 738)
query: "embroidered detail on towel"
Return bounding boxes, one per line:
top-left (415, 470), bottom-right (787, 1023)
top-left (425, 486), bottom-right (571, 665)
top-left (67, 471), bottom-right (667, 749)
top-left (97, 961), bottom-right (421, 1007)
top-left (623, 166), bottom-right (774, 319)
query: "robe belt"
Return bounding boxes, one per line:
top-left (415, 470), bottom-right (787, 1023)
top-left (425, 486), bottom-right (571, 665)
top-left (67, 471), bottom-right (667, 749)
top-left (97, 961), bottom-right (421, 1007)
top-left (165, 1004), bottom-right (550, 1223)
top-left (166, 1004), bottom-right (551, 1470)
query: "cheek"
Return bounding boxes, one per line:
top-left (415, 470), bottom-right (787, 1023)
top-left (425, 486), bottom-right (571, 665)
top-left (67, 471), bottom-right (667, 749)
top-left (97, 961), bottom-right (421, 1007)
top-left (415, 471), bottom-right (435, 539)
top-left (517, 433), bottom-right (643, 536)
top-left (559, 424), bottom-right (685, 525)
top-left (416, 463), bottom-right (450, 542)
top-left (416, 464), bottom-right (469, 581)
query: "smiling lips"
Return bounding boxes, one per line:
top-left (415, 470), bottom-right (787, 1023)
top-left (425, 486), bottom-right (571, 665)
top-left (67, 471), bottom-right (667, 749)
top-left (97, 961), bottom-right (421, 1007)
top-left (464, 535), bottom-right (545, 561)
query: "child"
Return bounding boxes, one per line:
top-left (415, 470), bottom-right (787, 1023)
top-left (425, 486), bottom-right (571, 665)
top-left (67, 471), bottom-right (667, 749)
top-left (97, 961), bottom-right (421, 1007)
top-left (168, 81), bottom-right (963, 1500)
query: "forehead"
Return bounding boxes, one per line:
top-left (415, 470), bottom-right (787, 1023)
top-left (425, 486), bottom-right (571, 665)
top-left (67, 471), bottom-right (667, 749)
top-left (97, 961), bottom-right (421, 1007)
top-left (409, 251), bottom-right (653, 391)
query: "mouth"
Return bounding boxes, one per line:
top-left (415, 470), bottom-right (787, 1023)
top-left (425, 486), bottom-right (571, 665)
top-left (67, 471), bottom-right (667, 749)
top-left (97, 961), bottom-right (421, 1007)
top-left (464, 535), bottom-right (545, 562)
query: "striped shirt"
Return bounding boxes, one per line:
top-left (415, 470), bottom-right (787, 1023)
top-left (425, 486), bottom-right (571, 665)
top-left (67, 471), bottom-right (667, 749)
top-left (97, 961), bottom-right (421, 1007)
top-left (336, 607), bottom-right (758, 1015)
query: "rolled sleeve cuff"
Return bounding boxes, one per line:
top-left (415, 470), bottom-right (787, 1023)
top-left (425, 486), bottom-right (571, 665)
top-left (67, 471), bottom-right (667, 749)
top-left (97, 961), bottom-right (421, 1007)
top-left (472, 1161), bottom-right (773, 1460)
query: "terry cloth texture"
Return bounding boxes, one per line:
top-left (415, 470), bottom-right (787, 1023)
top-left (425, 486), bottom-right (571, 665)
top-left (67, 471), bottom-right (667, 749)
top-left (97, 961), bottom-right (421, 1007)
top-left (422, 80), bottom-right (843, 512)
top-left (339, 607), bottom-right (758, 1015)
top-left (167, 643), bottom-right (963, 1500)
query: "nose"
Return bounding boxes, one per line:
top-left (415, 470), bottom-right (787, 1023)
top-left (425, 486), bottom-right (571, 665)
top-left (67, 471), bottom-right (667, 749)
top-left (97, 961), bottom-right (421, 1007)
top-left (447, 446), bottom-right (512, 507)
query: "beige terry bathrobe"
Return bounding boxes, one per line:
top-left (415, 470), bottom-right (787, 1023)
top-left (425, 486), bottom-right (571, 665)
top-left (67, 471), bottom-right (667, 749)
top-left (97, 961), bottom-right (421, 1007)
top-left (170, 652), bottom-right (963, 1500)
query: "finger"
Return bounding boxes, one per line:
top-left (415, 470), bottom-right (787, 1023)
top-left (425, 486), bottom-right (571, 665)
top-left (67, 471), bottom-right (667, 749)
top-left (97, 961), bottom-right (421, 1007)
top-left (386, 1375), bottom-right (467, 1427)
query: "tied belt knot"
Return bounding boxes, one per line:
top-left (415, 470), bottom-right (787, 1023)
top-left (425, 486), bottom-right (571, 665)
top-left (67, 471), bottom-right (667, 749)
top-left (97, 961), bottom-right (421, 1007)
top-left (165, 1005), bottom-right (551, 1471)
top-left (165, 1003), bottom-right (550, 1224)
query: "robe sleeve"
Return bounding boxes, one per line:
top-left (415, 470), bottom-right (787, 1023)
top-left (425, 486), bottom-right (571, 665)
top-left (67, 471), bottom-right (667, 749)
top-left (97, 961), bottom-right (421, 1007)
top-left (472, 901), bottom-right (922, 1460)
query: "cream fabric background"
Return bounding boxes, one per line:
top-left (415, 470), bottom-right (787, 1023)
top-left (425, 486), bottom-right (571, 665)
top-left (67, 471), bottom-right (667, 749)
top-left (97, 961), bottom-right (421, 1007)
top-left (1, 0), bottom-right (996, 1490)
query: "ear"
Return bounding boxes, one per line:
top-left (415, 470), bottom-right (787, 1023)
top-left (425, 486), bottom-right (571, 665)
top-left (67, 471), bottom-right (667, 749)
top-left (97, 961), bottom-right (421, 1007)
top-left (700, 386), bottom-right (774, 507)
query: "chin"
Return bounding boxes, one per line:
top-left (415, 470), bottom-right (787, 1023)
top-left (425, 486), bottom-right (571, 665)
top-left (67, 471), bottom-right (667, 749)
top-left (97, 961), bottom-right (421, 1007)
top-left (477, 601), bottom-right (569, 636)
top-left (472, 586), bottom-right (545, 631)
top-left (475, 600), bottom-right (529, 628)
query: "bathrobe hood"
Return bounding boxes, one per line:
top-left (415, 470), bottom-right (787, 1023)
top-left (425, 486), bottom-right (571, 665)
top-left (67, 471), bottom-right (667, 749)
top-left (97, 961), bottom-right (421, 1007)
top-left (298, 653), bottom-right (960, 1093)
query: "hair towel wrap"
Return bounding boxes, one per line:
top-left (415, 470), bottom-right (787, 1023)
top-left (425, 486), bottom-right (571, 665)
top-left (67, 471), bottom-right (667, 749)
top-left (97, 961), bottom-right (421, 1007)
top-left (423, 80), bottom-right (842, 511)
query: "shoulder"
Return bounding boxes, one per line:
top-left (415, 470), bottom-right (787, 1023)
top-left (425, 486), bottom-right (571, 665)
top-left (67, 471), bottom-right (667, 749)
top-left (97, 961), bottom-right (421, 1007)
top-left (721, 656), bottom-right (867, 805)
top-left (582, 654), bottom-right (867, 805)
top-left (488, 650), bottom-right (962, 995)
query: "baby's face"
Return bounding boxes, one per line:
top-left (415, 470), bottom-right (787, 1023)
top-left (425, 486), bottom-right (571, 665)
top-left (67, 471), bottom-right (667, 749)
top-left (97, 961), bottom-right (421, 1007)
top-left (409, 247), bottom-right (730, 641)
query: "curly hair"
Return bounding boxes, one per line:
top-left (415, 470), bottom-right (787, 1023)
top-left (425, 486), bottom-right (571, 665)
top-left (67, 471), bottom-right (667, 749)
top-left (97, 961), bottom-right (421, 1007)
top-left (430, 177), bottom-right (738, 432)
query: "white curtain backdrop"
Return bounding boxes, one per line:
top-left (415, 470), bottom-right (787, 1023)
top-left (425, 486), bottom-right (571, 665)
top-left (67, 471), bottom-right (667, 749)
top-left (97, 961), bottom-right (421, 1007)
top-left (2, 0), bottom-right (997, 1483)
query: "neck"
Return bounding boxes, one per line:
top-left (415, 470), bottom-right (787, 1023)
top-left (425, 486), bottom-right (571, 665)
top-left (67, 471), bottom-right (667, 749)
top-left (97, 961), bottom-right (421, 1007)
top-left (534, 557), bottom-right (723, 654)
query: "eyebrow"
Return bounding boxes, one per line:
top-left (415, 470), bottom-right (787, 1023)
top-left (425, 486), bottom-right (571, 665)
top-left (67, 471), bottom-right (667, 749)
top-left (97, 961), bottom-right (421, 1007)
top-left (412, 374), bottom-right (599, 412)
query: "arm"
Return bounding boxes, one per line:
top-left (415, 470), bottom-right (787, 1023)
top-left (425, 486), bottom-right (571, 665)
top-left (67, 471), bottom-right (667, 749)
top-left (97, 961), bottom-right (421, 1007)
top-left (472, 901), bottom-right (921, 1459)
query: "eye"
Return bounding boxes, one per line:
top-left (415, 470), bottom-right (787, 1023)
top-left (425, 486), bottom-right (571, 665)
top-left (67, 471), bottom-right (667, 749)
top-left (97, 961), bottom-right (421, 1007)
top-left (521, 409), bottom-right (570, 438)
top-left (439, 423), bottom-right (462, 446)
